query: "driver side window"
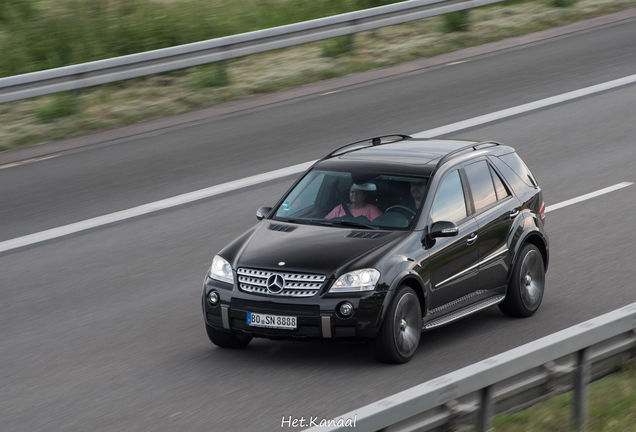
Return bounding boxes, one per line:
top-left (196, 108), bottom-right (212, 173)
top-left (431, 170), bottom-right (467, 223)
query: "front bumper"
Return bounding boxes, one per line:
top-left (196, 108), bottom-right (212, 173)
top-left (202, 276), bottom-right (388, 340)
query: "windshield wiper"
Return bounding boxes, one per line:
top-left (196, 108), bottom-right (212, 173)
top-left (332, 220), bottom-right (379, 230)
top-left (276, 217), bottom-right (378, 229)
top-left (277, 218), bottom-right (333, 227)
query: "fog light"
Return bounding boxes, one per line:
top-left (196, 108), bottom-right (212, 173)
top-left (339, 302), bottom-right (354, 317)
top-left (208, 291), bottom-right (220, 306)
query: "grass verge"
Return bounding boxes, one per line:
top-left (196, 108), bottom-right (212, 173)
top-left (1, 0), bottom-right (635, 152)
top-left (490, 360), bottom-right (636, 431)
top-left (0, 0), bottom-right (400, 78)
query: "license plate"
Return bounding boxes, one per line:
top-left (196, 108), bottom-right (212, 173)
top-left (247, 312), bottom-right (297, 329)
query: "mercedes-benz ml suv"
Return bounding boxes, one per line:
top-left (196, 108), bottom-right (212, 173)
top-left (202, 136), bottom-right (549, 363)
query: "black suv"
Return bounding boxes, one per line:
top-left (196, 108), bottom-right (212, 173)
top-left (202, 136), bottom-right (548, 363)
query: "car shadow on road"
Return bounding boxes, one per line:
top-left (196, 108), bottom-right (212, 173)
top-left (191, 307), bottom-right (520, 370)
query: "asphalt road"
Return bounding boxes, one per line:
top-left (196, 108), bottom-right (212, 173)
top-left (1, 14), bottom-right (636, 432)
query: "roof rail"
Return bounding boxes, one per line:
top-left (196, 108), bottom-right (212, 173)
top-left (320, 134), bottom-right (412, 161)
top-left (433, 141), bottom-right (502, 172)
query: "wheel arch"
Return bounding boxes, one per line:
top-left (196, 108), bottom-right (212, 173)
top-left (521, 233), bottom-right (549, 272)
top-left (399, 277), bottom-right (426, 319)
top-left (377, 272), bottom-right (426, 328)
top-left (509, 230), bottom-right (549, 284)
top-left (500, 230), bottom-right (547, 317)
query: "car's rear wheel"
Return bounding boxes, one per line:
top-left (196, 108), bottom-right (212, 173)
top-left (499, 243), bottom-right (545, 317)
top-left (205, 324), bottom-right (252, 349)
top-left (373, 285), bottom-right (422, 364)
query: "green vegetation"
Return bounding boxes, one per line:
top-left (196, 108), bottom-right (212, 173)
top-left (322, 35), bottom-right (357, 57)
top-left (443, 10), bottom-right (472, 32)
top-left (1, 0), bottom-right (636, 151)
top-left (552, 0), bottom-right (579, 7)
top-left (32, 92), bottom-right (80, 123)
top-left (190, 62), bottom-right (231, 88)
top-left (0, 0), bottom-right (403, 78)
top-left (491, 360), bottom-right (636, 432)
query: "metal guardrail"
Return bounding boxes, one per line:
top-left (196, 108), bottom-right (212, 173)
top-left (304, 302), bottom-right (636, 432)
top-left (0, 0), bottom-right (506, 104)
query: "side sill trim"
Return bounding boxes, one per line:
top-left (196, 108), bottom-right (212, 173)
top-left (428, 290), bottom-right (488, 315)
top-left (424, 295), bottom-right (505, 330)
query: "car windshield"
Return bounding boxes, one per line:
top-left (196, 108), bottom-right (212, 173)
top-left (272, 169), bottom-right (429, 230)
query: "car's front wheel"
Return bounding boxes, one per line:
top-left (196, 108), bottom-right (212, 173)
top-left (205, 324), bottom-right (252, 349)
top-left (499, 243), bottom-right (545, 317)
top-left (373, 285), bottom-right (422, 364)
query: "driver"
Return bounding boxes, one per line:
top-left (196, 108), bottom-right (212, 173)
top-left (390, 180), bottom-right (427, 216)
top-left (410, 180), bottom-right (427, 210)
top-left (325, 183), bottom-right (382, 221)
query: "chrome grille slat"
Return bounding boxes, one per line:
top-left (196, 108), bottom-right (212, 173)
top-left (237, 268), bottom-right (326, 298)
top-left (239, 277), bottom-right (268, 287)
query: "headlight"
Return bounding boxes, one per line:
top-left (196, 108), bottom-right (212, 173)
top-left (330, 269), bottom-right (380, 293)
top-left (208, 255), bottom-right (233, 284)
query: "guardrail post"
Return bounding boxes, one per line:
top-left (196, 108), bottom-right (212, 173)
top-left (476, 385), bottom-right (494, 432)
top-left (572, 347), bottom-right (591, 431)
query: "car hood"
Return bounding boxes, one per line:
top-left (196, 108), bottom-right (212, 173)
top-left (225, 221), bottom-right (409, 276)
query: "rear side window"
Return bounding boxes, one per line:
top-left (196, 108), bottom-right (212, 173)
top-left (464, 161), bottom-right (497, 213)
top-left (431, 170), bottom-right (467, 223)
top-left (499, 153), bottom-right (537, 188)
top-left (490, 154), bottom-right (535, 195)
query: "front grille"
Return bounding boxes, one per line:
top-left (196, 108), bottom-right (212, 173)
top-left (237, 268), bottom-right (326, 298)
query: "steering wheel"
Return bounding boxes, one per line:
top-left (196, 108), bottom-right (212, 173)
top-left (385, 205), bottom-right (416, 218)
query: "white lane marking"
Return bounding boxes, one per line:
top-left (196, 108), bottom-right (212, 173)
top-left (0, 161), bottom-right (314, 253)
top-left (412, 73), bottom-right (636, 138)
top-left (1, 73), bottom-right (636, 252)
top-left (1, 182), bottom-right (631, 253)
top-left (544, 182), bottom-right (633, 213)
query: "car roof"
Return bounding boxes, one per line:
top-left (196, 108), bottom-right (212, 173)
top-left (315, 138), bottom-right (515, 176)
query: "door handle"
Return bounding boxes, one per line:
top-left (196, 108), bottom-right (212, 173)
top-left (509, 209), bottom-right (520, 219)
top-left (467, 233), bottom-right (478, 245)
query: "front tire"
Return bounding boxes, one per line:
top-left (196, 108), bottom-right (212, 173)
top-left (373, 286), bottom-right (422, 364)
top-left (499, 243), bottom-right (545, 317)
top-left (205, 324), bottom-right (252, 349)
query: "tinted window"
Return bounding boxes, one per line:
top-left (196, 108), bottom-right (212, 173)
top-left (490, 165), bottom-right (510, 201)
top-left (500, 153), bottom-right (537, 188)
top-left (277, 171), bottom-right (329, 216)
top-left (431, 170), bottom-right (467, 223)
top-left (489, 156), bottom-right (533, 195)
top-left (464, 161), bottom-right (497, 212)
top-left (273, 169), bottom-right (428, 230)
top-left (294, 173), bottom-right (324, 210)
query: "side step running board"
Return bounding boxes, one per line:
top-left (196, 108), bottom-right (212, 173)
top-left (424, 295), bottom-right (505, 330)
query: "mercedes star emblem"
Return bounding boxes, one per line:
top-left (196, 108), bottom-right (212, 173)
top-left (266, 274), bottom-right (285, 294)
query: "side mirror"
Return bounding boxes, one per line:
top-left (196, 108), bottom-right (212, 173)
top-left (429, 221), bottom-right (459, 239)
top-left (256, 206), bottom-right (272, 221)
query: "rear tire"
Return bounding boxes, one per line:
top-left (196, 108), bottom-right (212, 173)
top-left (499, 243), bottom-right (545, 318)
top-left (373, 286), bottom-right (422, 364)
top-left (205, 323), bottom-right (252, 349)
